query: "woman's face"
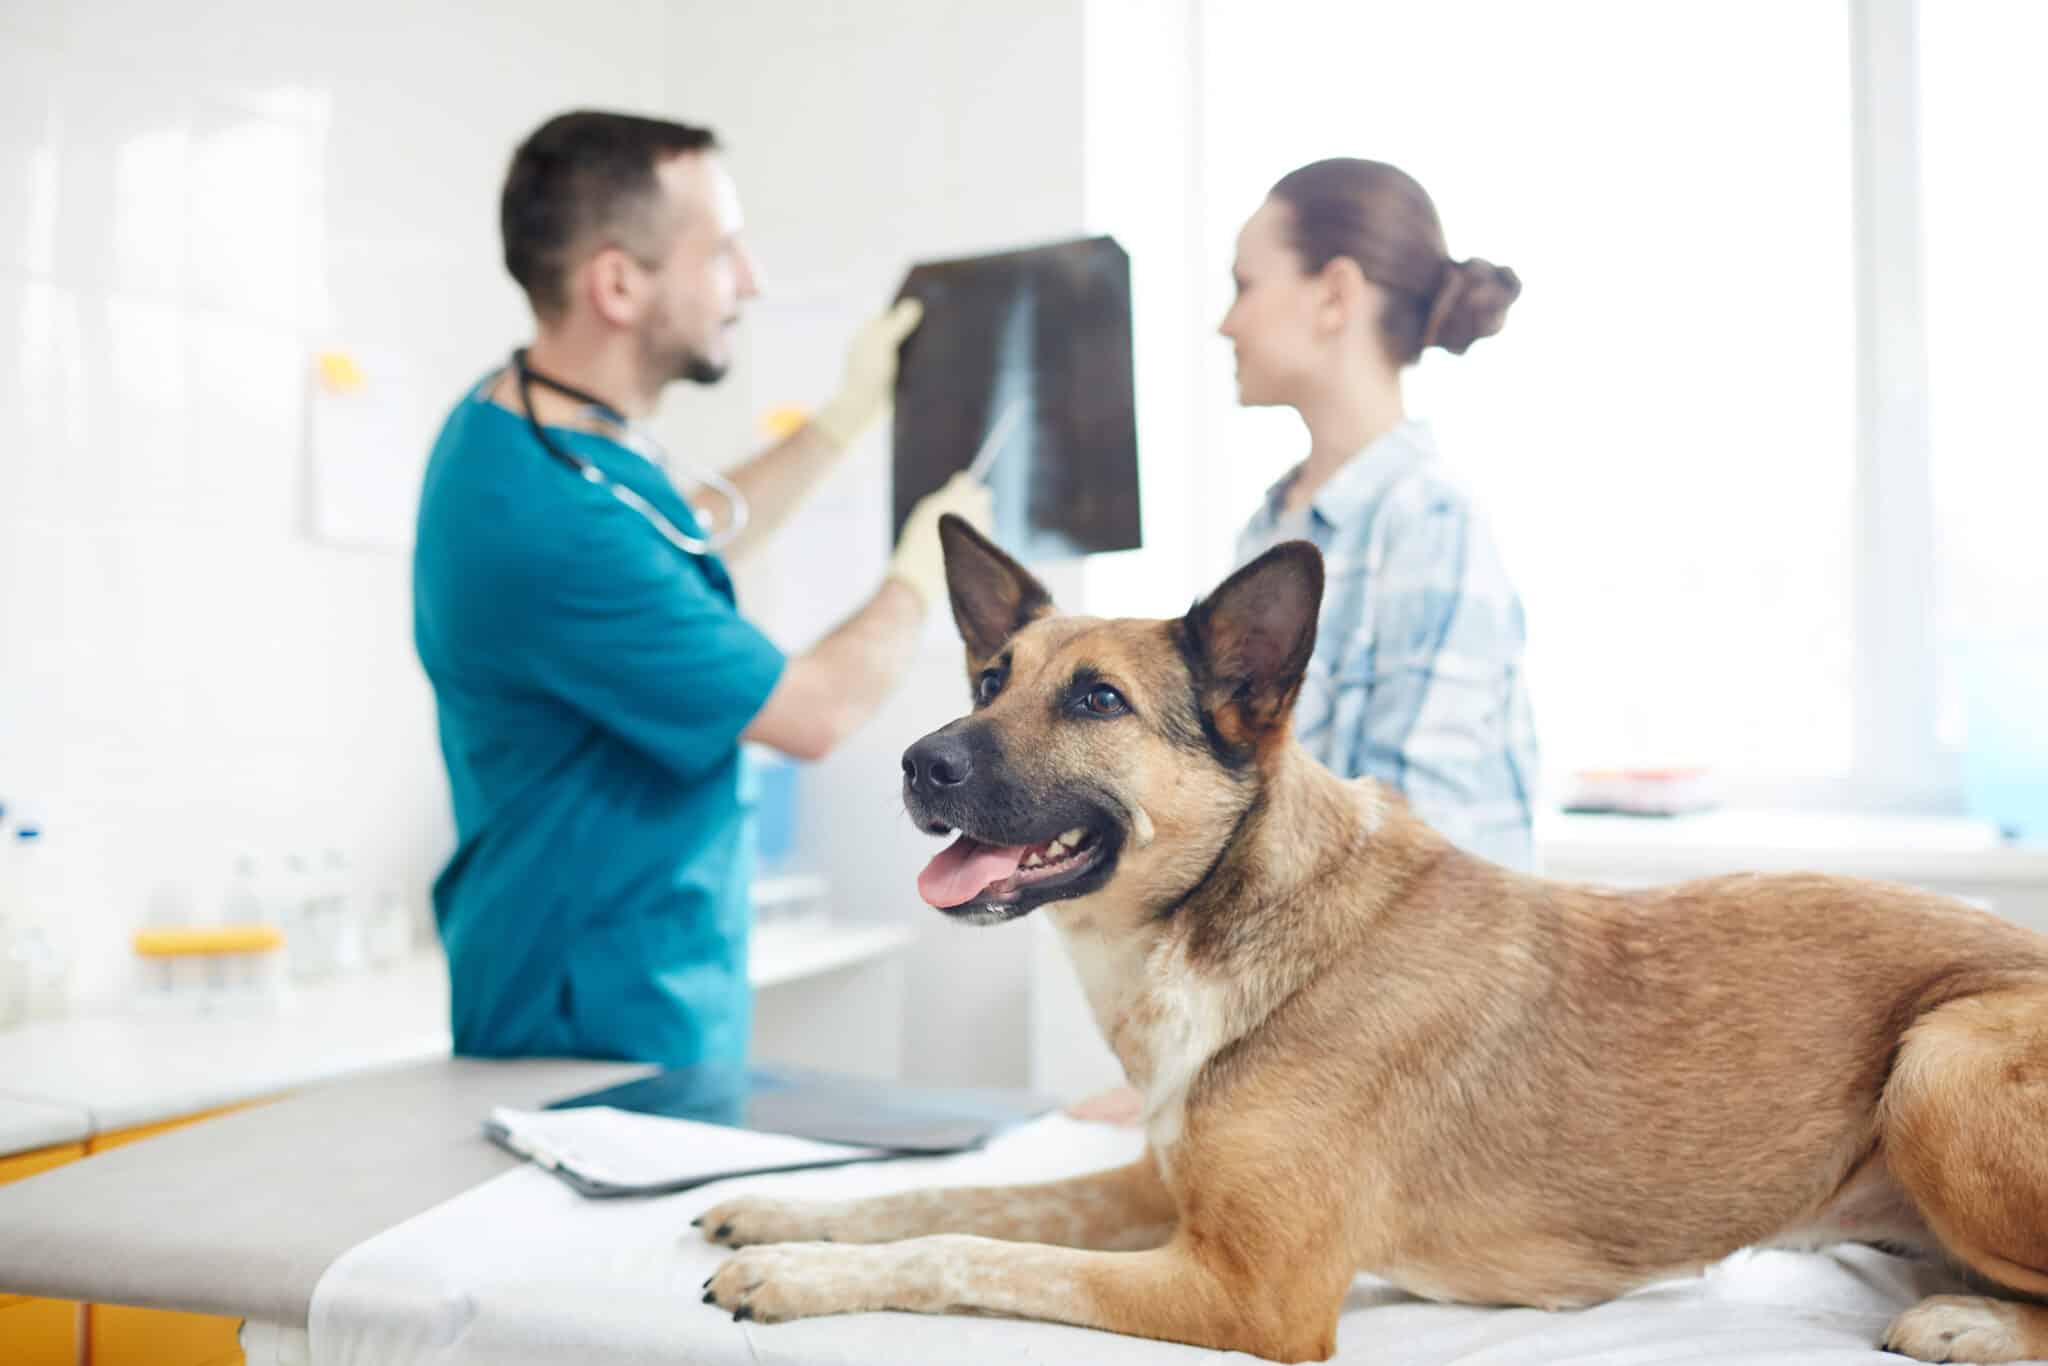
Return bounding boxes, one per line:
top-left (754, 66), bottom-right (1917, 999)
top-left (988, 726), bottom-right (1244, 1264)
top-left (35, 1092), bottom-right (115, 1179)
top-left (1218, 198), bottom-right (1325, 408)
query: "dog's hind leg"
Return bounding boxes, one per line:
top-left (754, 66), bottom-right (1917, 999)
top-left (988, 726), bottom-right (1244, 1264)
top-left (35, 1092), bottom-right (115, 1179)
top-left (695, 1154), bottom-right (1177, 1251)
top-left (703, 1230), bottom-right (1352, 1362)
top-left (1880, 986), bottom-right (2048, 1363)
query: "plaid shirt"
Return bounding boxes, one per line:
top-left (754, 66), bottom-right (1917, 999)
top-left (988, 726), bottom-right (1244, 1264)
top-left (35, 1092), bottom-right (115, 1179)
top-left (1237, 420), bottom-right (1540, 871)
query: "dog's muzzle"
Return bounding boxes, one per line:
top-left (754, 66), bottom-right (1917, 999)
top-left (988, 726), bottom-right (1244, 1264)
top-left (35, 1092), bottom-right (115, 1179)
top-left (902, 732), bottom-right (974, 807)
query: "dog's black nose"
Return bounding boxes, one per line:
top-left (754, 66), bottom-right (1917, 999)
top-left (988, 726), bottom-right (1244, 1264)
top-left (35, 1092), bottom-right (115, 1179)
top-left (902, 734), bottom-right (973, 792)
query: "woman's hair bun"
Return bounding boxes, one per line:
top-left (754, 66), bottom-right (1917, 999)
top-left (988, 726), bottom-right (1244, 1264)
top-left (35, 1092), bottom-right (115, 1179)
top-left (1420, 257), bottom-right (1521, 355)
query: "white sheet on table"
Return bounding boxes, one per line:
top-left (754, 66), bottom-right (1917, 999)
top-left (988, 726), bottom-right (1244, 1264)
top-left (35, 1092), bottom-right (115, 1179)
top-left (308, 1114), bottom-right (1967, 1366)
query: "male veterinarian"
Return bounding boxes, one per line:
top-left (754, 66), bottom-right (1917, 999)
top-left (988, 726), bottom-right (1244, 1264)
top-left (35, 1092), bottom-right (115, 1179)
top-left (414, 110), bottom-right (991, 1066)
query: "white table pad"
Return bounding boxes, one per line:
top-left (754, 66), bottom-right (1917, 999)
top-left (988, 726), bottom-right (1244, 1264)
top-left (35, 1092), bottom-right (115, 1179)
top-left (308, 1114), bottom-right (1969, 1366)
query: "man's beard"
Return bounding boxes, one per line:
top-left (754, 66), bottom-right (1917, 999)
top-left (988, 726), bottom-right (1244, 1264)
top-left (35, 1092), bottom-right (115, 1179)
top-left (643, 326), bottom-right (727, 387)
top-left (679, 352), bottom-right (727, 385)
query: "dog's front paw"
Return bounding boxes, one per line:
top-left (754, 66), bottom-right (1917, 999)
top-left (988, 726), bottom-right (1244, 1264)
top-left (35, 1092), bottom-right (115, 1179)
top-left (1884, 1295), bottom-right (2030, 1363)
top-left (701, 1243), bottom-right (881, 1323)
top-left (692, 1195), bottom-right (843, 1248)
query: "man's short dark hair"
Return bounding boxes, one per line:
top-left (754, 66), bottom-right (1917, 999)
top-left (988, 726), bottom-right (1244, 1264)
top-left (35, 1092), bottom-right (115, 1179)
top-left (501, 111), bottom-right (719, 320)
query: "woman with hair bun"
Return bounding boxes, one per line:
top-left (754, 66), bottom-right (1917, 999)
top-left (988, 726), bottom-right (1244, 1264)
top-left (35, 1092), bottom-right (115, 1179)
top-left (1220, 157), bottom-right (1540, 872)
top-left (1067, 161), bottom-right (1541, 1128)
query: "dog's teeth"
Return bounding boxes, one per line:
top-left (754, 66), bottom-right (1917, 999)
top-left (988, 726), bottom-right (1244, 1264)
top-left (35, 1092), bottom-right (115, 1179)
top-left (1045, 837), bottom-right (1069, 856)
top-left (1061, 827), bottom-right (1085, 845)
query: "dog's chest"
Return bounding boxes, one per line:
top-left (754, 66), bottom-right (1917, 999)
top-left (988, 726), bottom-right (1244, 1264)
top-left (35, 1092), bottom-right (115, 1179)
top-left (1135, 976), bottom-right (1228, 1163)
top-left (1056, 920), bottom-right (1229, 1165)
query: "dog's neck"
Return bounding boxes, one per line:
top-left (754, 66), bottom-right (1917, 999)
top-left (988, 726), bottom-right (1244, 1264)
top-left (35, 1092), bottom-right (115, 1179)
top-left (1050, 743), bottom-right (1404, 1128)
top-left (1178, 743), bottom-right (1381, 932)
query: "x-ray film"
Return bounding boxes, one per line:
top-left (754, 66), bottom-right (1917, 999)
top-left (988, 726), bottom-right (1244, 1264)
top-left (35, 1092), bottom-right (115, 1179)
top-left (891, 236), bottom-right (1142, 562)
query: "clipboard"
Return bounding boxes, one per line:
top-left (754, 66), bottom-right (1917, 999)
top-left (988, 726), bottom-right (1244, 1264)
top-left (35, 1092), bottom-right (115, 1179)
top-left (483, 1105), bottom-right (895, 1199)
top-left (486, 1063), bottom-right (1057, 1198)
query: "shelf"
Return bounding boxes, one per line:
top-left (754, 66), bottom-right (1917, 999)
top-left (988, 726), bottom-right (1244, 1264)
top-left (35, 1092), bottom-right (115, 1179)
top-left (750, 919), bottom-right (916, 990)
top-left (749, 872), bottom-right (830, 908)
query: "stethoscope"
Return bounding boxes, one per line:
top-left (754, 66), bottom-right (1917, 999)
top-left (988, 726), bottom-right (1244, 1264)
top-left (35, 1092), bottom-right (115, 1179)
top-left (510, 348), bottom-right (749, 557)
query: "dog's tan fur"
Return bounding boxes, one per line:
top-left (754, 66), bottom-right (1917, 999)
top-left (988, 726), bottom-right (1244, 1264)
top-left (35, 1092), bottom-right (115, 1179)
top-left (701, 523), bottom-right (2048, 1362)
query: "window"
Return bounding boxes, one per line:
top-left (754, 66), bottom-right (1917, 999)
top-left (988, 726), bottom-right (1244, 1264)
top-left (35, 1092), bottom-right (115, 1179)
top-left (1920, 0), bottom-right (2048, 824)
top-left (1195, 0), bottom-right (1857, 790)
top-left (1923, 2), bottom-right (2048, 645)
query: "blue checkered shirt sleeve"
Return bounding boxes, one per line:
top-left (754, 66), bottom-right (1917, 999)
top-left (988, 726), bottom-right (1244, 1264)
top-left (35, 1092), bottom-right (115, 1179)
top-left (1241, 468), bottom-right (1539, 871)
top-left (1343, 496), bottom-right (1536, 869)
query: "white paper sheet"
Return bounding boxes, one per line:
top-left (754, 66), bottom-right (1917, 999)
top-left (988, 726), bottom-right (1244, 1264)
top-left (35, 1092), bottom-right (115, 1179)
top-left (310, 1114), bottom-right (1969, 1366)
top-left (487, 1105), bottom-right (885, 1191)
top-left (304, 344), bottom-right (441, 550)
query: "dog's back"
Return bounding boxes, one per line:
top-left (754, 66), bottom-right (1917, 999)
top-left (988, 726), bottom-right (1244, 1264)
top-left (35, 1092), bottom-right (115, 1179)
top-left (1174, 773), bottom-right (2048, 1308)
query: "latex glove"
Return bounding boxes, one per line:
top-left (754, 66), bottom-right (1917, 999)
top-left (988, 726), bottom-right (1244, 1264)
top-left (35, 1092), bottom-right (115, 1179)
top-left (810, 298), bottom-right (923, 449)
top-left (888, 471), bottom-right (993, 608)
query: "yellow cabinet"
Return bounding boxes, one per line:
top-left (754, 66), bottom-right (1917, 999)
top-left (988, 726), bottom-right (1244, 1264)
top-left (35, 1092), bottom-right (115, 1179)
top-left (0, 1138), bottom-right (83, 1185)
top-left (0, 1296), bottom-right (83, 1366)
top-left (88, 1302), bottom-right (244, 1366)
top-left (0, 1141), bottom-right (87, 1366)
top-left (84, 1101), bottom-right (254, 1153)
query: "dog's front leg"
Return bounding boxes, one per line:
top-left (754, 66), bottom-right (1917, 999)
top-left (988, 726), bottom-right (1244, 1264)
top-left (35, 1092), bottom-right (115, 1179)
top-left (702, 1234), bottom-right (1340, 1362)
top-left (694, 1154), bottom-right (1175, 1251)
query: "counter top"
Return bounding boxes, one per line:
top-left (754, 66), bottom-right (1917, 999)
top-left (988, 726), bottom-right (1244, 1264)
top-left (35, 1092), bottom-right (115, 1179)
top-left (1537, 808), bottom-right (2048, 887)
top-left (0, 920), bottom-right (918, 1157)
top-left (0, 1057), bottom-right (651, 1325)
top-left (0, 954), bottom-right (453, 1142)
top-left (0, 1095), bottom-right (92, 1155)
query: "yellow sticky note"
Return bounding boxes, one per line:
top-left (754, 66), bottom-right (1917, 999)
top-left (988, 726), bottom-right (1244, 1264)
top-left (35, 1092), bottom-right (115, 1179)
top-left (759, 403), bottom-right (810, 440)
top-left (315, 350), bottom-right (366, 395)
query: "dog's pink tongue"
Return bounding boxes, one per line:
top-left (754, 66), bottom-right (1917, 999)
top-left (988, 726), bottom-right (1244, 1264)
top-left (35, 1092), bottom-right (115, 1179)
top-left (918, 835), bottom-right (1028, 909)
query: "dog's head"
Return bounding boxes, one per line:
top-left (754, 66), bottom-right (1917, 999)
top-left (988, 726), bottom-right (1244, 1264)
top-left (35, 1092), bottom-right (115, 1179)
top-left (902, 515), bottom-right (1324, 924)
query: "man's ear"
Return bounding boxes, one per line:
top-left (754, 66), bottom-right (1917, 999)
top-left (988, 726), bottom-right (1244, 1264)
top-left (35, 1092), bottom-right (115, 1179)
top-left (939, 514), bottom-right (1056, 664)
top-left (586, 246), bottom-right (647, 328)
top-left (1179, 541), bottom-right (1323, 754)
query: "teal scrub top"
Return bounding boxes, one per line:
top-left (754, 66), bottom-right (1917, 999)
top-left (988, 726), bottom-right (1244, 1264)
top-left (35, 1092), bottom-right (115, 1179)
top-left (412, 377), bottom-right (785, 1066)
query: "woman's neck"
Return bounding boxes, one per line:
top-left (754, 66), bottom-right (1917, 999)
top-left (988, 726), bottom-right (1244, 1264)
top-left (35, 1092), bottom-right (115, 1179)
top-left (1283, 364), bottom-right (1407, 517)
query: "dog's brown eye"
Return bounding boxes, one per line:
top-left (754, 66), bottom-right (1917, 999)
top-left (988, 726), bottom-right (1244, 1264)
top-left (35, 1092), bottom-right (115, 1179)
top-left (976, 671), bottom-right (1002, 705)
top-left (1083, 684), bottom-right (1127, 716)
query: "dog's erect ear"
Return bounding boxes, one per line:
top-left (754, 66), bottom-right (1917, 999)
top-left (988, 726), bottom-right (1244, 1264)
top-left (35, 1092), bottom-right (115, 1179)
top-left (1180, 541), bottom-right (1324, 752)
top-left (939, 514), bottom-right (1056, 663)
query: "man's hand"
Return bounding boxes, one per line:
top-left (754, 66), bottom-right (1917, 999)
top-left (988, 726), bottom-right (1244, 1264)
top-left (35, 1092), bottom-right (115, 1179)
top-left (810, 298), bottom-right (923, 449)
top-left (742, 471), bottom-right (990, 761)
top-left (887, 472), bottom-right (993, 608)
top-left (716, 299), bottom-right (924, 562)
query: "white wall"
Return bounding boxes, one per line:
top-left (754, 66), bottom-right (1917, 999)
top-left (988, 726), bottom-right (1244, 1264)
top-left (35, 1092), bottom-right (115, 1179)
top-left (0, 1), bottom-right (712, 1005)
top-left (1078, 0), bottom-right (1206, 622)
top-left (1, 0), bottom-right (1185, 1087)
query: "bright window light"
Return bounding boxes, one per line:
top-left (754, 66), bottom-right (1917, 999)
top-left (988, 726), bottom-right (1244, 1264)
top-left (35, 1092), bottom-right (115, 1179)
top-left (1196, 0), bottom-right (1856, 786)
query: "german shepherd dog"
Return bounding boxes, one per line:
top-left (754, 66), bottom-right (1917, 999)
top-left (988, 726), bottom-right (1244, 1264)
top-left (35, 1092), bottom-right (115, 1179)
top-left (700, 517), bottom-right (2048, 1363)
